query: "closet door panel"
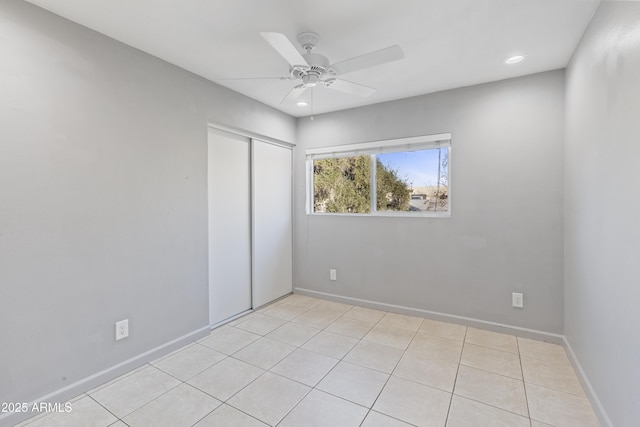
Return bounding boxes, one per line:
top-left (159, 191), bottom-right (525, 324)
top-left (208, 128), bottom-right (252, 325)
top-left (252, 140), bottom-right (293, 307)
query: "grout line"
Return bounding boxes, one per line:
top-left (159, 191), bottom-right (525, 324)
top-left (201, 365), bottom-right (267, 407)
top-left (360, 410), bottom-right (421, 427)
top-left (109, 371), bottom-right (183, 421)
top-left (365, 321), bottom-right (413, 416)
top-left (272, 387), bottom-right (314, 426)
top-left (450, 395), bottom-right (533, 421)
top-left (444, 327), bottom-right (467, 426)
top-left (86, 393), bottom-right (120, 424)
top-left (359, 409), bottom-right (372, 427)
top-left (520, 336), bottom-right (534, 427)
top-left (460, 341), bottom-right (520, 355)
top-left (457, 360), bottom-right (525, 382)
top-left (219, 393), bottom-right (279, 426)
top-left (188, 404), bottom-right (219, 427)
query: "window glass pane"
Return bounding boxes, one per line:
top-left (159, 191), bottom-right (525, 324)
top-left (313, 156), bottom-right (371, 213)
top-left (375, 157), bottom-right (411, 211)
top-left (376, 148), bottom-right (449, 212)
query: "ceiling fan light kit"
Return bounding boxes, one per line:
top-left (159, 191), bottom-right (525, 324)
top-left (259, 31), bottom-right (404, 106)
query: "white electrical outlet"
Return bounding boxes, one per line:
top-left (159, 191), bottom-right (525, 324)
top-left (329, 269), bottom-right (337, 281)
top-left (115, 319), bottom-right (129, 340)
top-left (512, 293), bottom-right (524, 308)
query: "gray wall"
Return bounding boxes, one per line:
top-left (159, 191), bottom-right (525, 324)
top-left (0, 0), bottom-right (294, 409)
top-left (294, 70), bottom-right (565, 333)
top-left (564, 2), bottom-right (640, 426)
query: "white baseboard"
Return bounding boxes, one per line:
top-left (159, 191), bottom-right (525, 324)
top-left (1, 326), bottom-right (211, 427)
top-left (294, 287), bottom-right (564, 344)
top-left (563, 337), bottom-right (614, 427)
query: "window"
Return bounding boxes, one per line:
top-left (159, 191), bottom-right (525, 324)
top-left (306, 134), bottom-right (451, 217)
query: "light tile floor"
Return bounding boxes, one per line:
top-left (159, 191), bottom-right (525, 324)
top-left (17, 294), bottom-right (601, 427)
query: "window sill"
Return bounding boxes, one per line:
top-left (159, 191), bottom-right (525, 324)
top-left (308, 211), bottom-right (451, 218)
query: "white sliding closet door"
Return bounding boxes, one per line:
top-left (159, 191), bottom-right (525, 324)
top-left (208, 128), bottom-right (252, 325)
top-left (252, 140), bottom-right (293, 308)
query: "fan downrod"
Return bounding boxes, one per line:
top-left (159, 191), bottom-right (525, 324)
top-left (296, 32), bottom-right (320, 52)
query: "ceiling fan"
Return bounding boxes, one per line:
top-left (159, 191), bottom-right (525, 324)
top-left (254, 32), bottom-right (404, 105)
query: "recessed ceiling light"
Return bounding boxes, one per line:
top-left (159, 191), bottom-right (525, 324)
top-left (505, 55), bottom-right (525, 64)
top-left (296, 100), bottom-right (309, 107)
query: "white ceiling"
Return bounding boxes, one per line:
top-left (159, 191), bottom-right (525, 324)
top-left (26, 0), bottom-right (600, 117)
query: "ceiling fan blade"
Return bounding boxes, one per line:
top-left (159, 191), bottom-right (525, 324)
top-left (330, 45), bottom-right (404, 75)
top-left (214, 76), bottom-right (293, 81)
top-left (260, 32), bottom-right (309, 68)
top-left (280, 85), bottom-right (308, 104)
top-left (324, 78), bottom-right (376, 97)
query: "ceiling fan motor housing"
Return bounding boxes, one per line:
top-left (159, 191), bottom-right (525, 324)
top-left (290, 52), bottom-right (330, 80)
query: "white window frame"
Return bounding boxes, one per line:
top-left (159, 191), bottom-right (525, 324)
top-left (306, 133), bottom-right (452, 217)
